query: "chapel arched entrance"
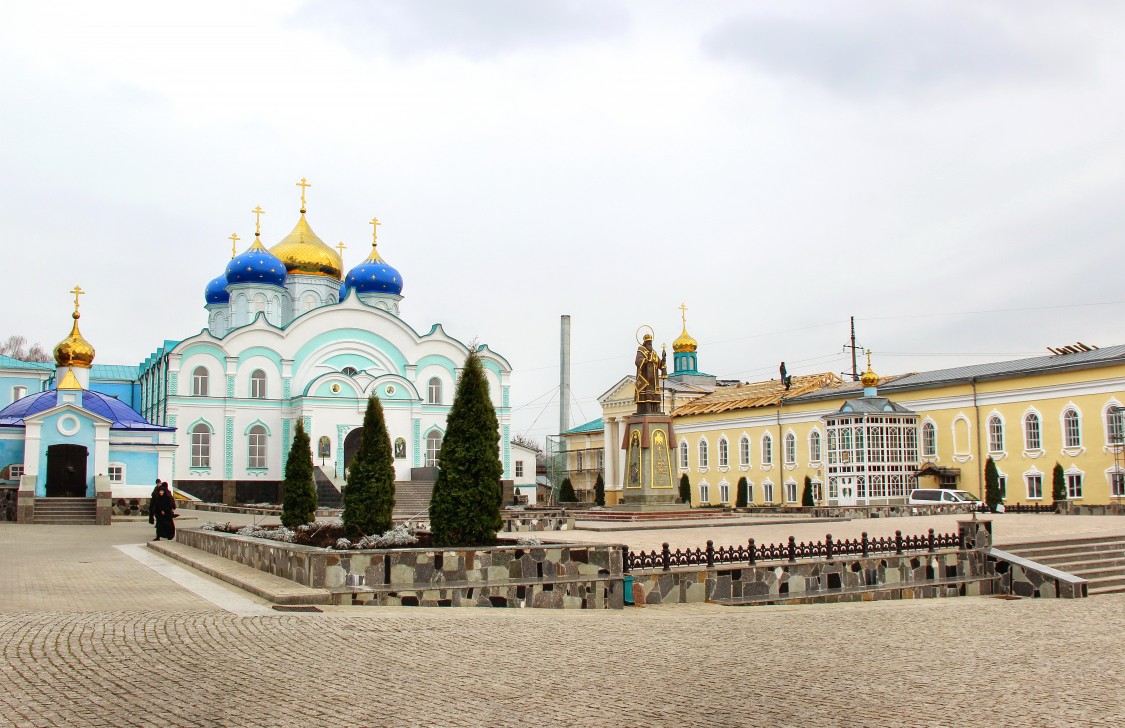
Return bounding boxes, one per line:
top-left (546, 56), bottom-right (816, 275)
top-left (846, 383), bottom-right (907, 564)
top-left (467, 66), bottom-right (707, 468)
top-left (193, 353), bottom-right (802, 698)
top-left (343, 427), bottom-right (364, 471)
top-left (45, 444), bottom-right (88, 497)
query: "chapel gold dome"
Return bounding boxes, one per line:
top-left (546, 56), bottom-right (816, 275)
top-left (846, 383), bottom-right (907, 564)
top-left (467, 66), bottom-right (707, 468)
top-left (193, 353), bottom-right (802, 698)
top-left (53, 313), bottom-right (95, 369)
top-left (861, 366), bottom-right (879, 388)
top-left (672, 325), bottom-right (698, 353)
top-left (269, 214), bottom-right (343, 279)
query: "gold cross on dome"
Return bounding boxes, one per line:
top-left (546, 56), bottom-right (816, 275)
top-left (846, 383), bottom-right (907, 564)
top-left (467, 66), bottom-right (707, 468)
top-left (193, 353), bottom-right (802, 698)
top-left (866, 349), bottom-right (873, 368)
top-left (296, 178), bottom-right (311, 211)
top-left (336, 241), bottom-right (347, 258)
top-left (251, 206), bottom-right (265, 236)
top-left (679, 302), bottom-right (688, 324)
top-left (69, 285), bottom-right (85, 311)
top-left (229, 232), bottom-right (241, 257)
top-left (369, 217), bottom-right (381, 246)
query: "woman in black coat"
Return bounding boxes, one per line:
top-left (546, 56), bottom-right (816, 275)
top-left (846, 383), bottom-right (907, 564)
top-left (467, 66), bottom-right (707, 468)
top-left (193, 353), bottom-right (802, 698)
top-left (150, 482), bottom-right (177, 541)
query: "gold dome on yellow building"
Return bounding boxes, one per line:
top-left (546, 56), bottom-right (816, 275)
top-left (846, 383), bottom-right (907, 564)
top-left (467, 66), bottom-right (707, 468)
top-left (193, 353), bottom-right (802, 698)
top-left (53, 286), bottom-right (95, 370)
top-left (672, 303), bottom-right (698, 353)
top-left (267, 178), bottom-right (343, 280)
top-left (861, 349), bottom-right (879, 388)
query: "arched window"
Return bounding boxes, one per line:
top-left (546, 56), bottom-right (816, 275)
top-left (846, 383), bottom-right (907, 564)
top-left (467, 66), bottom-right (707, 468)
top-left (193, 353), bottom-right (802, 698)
top-left (679, 440), bottom-right (689, 469)
top-left (1107, 406), bottom-right (1125, 447)
top-left (428, 377), bottom-right (443, 405)
top-left (784, 432), bottom-right (796, 465)
top-left (698, 439), bottom-right (709, 469)
top-left (761, 433), bottom-right (773, 466)
top-left (191, 423), bottom-right (211, 468)
top-left (192, 367), bottom-right (209, 397)
top-left (718, 481), bottom-right (730, 503)
top-left (717, 437), bottom-right (729, 468)
top-left (425, 430), bottom-right (443, 467)
top-left (341, 366), bottom-right (358, 377)
top-left (809, 430), bottom-right (822, 462)
top-left (250, 370), bottom-right (267, 399)
top-left (988, 416), bottom-right (1004, 453)
top-left (1063, 409), bottom-right (1081, 448)
top-left (698, 481), bottom-right (710, 504)
top-left (739, 436), bottom-right (751, 467)
top-left (922, 421), bottom-right (937, 457)
top-left (247, 425), bottom-right (267, 468)
top-left (763, 481), bottom-right (775, 503)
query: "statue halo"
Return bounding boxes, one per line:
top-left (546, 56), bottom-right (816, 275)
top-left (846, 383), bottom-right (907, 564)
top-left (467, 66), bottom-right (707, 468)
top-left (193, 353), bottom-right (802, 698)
top-left (635, 324), bottom-right (655, 345)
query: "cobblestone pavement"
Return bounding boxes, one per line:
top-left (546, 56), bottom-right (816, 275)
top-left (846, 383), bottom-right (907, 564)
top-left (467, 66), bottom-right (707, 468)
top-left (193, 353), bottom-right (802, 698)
top-left (2, 519), bottom-right (1123, 727)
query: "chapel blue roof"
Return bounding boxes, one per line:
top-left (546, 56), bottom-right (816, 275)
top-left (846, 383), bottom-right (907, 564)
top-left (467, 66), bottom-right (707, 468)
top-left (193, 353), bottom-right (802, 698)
top-left (344, 250), bottom-right (403, 296)
top-left (205, 273), bottom-right (230, 304)
top-left (0, 354), bottom-right (54, 371)
top-left (0, 389), bottom-right (174, 431)
top-left (224, 241), bottom-right (286, 288)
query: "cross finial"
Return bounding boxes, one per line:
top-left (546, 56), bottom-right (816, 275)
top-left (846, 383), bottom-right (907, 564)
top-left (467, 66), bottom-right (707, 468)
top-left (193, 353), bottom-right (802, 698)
top-left (679, 302), bottom-right (688, 325)
top-left (336, 241), bottom-right (347, 258)
top-left (69, 285), bottom-right (85, 313)
top-left (369, 217), bottom-right (381, 247)
top-left (229, 232), bottom-right (241, 258)
top-left (865, 348), bottom-right (872, 368)
top-left (251, 206), bottom-right (265, 237)
top-left (296, 177), bottom-right (311, 213)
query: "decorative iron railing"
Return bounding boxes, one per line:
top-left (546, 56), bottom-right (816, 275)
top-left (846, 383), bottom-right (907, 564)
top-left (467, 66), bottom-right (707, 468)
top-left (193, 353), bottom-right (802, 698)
top-left (623, 529), bottom-right (962, 572)
top-left (998, 503), bottom-right (1057, 514)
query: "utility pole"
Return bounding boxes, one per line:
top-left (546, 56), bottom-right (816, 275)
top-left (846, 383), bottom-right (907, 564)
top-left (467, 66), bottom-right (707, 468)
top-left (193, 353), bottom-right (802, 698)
top-left (842, 316), bottom-right (861, 381)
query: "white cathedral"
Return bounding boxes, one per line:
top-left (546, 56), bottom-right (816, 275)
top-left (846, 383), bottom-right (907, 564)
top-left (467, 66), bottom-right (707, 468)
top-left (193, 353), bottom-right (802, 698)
top-left (0, 180), bottom-right (513, 505)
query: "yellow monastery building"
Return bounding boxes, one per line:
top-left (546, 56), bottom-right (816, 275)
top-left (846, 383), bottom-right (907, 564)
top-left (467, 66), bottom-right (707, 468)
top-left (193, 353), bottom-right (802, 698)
top-left (570, 310), bottom-right (1125, 508)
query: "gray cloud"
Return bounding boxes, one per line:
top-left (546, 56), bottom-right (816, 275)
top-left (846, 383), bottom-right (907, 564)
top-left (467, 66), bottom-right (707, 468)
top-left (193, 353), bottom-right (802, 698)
top-left (293, 0), bottom-right (629, 59)
top-left (702, 5), bottom-right (1077, 96)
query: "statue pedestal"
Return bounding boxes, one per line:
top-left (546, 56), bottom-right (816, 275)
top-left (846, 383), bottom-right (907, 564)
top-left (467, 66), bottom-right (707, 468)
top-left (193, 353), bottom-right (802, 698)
top-left (613, 413), bottom-right (688, 511)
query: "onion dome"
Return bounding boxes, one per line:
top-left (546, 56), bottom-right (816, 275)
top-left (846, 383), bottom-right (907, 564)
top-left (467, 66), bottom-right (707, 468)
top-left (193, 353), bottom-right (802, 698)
top-left (344, 242), bottom-right (403, 295)
top-left (54, 303), bottom-right (95, 370)
top-left (861, 349), bottom-right (879, 388)
top-left (204, 273), bottom-right (230, 304)
top-left (672, 305), bottom-right (697, 353)
top-left (225, 237), bottom-right (286, 287)
top-left (269, 214), bottom-right (343, 280)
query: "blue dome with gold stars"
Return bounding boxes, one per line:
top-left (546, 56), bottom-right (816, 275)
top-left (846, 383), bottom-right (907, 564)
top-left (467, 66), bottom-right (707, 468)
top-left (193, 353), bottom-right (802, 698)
top-left (345, 255), bottom-right (403, 296)
top-left (204, 273), bottom-right (230, 304)
top-left (225, 240), bottom-right (286, 287)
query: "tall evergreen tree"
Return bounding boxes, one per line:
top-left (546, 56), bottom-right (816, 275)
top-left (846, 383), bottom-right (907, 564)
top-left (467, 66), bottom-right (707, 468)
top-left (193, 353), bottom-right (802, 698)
top-left (679, 473), bottom-right (691, 507)
top-left (594, 473), bottom-right (605, 506)
top-left (559, 477), bottom-right (578, 503)
top-left (429, 350), bottom-right (503, 546)
top-left (801, 475), bottom-right (815, 507)
top-left (342, 395), bottom-right (396, 538)
top-left (984, 457), bottom-right (1003, 512)
top-left (281, 420), bottom-right (317, 528)
top-left (1051, 462), bottom-right (1067, 504)
top-left (735, 476), bottom-right (749, 508)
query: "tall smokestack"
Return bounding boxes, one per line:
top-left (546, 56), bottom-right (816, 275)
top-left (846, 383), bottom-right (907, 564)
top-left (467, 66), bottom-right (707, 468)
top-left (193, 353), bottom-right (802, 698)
top-left (560, 315), bottom-right (571, 434)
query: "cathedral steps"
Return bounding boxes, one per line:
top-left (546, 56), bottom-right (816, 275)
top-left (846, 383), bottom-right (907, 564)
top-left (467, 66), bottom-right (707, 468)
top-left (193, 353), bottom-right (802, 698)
top-left (1000, 535), bottom-right (1125, 595)
top-left (393, 480), bottom-right (434, 519)
top-left (33, 498), bottom-right (97, 525)
top-left (313, 467), bottom-right (343, 509)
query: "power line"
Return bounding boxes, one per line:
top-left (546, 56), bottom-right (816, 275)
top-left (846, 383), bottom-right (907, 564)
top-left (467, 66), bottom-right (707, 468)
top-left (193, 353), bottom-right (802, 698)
top-left (858, 300), bottom-right (1125, 322)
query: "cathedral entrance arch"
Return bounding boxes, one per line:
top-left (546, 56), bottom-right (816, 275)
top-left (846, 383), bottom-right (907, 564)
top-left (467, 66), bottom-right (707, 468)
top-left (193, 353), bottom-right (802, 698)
top-left (45, 444), bottom-right (88, 497)
top-left (343, 428), bottom-right (364, 471)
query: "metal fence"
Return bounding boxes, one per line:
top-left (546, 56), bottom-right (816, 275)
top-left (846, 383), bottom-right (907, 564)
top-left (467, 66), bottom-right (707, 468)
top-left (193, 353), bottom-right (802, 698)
top-left (625, 529), bottom-right (962, 572)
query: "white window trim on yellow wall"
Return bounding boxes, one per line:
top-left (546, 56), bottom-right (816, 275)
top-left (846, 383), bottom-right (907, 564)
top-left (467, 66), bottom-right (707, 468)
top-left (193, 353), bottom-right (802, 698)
top-left (697, 437), bottom-right (709, 473)
top-left (717, 436), bottom-right (729, 472)
top-left (679, 440), bottom-right (689, 470)
top-left (698, 480), bottom-right (710, 505)
top-left (1104, 465), bottom-right (1125, 498)
top-left (784, 478), bottom-right (798, 503)
top-left (951, 414), bottom-right (973, 463)
top-left (1060, 404), bottom-right (1084, 456)
top-left (718, 479), bottom-right (730, 504)
top-left (1101, 399), bottom-right (1124, 453)
top-left (808, 428), bottom-right (822, 467)
top-left (761, 433), bottom-right (774, 470)
top-left (1022, 407), bottom-right (1044, 458)
top-left (1024, 468), bottom-right (1044, 500)
top-left (986, 410), bottom-right (1008, 461)
top-left (738, 433), bottom-right (752, 471)
top-left (783, 430), bottom-right (797, 470)
top-left (1064, 466), bottom-right (1084, 499)
top-left (920, 418), bottom-right (938, 461)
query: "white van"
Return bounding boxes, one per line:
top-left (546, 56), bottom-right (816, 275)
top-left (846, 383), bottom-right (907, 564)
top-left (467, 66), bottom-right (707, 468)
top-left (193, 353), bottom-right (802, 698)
top-left (908, 488), bottom-right (981, 506)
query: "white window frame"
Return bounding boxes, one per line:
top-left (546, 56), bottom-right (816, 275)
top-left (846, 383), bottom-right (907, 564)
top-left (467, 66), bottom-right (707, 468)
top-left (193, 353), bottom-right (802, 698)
top-left (783, 432), bottom-right (797, 466)
top-left (514, 461), bottom-right (524, 478)
top-left (739, 436), bottom-right (751, 468)
top-left (1105, 404), bottom-right (1125, 448)
top-left (763, 480), bottom-right (775, 503)
top-left (1023, 412), bottom-right (1041, 451)
top-left (107, 464), bottom-right (125, 483)
top-left (785, 480), bottom-right (798, 503)
top-left (1025, 472), bottom-right (1043, 500)
top-left (192, 366), bottom-right (209, 397)
top-left (761, 433), bottom-right (773, 467)
top-left (1066, 471), bottom-right (1083, 499)
top-left (987, 415), bottom-right (1004, 453)
top-left (812, 479), bottom-right (823, 503)
top-left (250, 369), bottom-right (267, 399)
top-left (247, 425), bottom-right (268, 469)
top-left (1062, 408), bottom-right (1082, 449)
top-left (809, 429), bottom-right (822, 463)
top-left (9, 464), bottom-right (24, 479)
top-left (718, 481), bottom-right (730, 504)
top-left (698, 439), bottom-right (709, 470)
top-left (12, 386), bottom-right (27, 401)
top-left (426, 431), bottom-right (443, 467)
top-left (745, 481), bottom-right (754, 504)
top-left (921, 420), bottom-right (937, 457)
top-left (679, 440), bottom-right (689, 470)
top-left (191, 423), bottom-right (212, 468)
top-left (717, 437), bottom-right (729, 469)
top-left (699, 481), bottom-right (710, 504)
top-left (1110, 469), bottom-right (1125, 499)
top-left (427, 377), bottom-right (443, 405)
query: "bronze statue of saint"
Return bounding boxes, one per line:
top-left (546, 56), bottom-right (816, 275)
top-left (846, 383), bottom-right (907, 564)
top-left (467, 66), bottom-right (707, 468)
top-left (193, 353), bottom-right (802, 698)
top-left (634, 334), bottom-right (667, 415)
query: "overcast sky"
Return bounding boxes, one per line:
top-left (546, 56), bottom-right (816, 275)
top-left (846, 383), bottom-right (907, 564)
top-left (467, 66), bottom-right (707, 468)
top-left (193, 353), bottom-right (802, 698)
top-left (3, 1), bottom-right (1125, 443)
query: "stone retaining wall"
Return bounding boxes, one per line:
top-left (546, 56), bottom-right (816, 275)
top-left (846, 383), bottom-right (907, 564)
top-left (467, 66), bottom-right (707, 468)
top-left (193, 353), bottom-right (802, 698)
top-left (176, 529), bottom-right (625, 609)
top-left (0, 487), bottom-right (16, 522)
top-left (1056, 502), bottom-right (1125, 516)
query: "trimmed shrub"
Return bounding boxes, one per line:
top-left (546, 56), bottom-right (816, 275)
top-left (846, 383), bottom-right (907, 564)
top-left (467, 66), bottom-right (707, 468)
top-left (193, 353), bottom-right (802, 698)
top-left (679, 473), bottom-right (691, 507)
top-left (801, 475), bottom-right (815, 507)
top-left (280, 420), bottom-right (317, 528)
top-left (984, 457), bottom-right (1003, 512)
top-left (342, 395), bottom-right (396, 538)
top-left (1051, 462), bottom-right (1067, 503)
top-left (429, 350), bottom-right (503, 546)
top-left (594, 473), bottom-right (605, 507)
top-left (559, 477), bottom-right (578, 503)
top-left (735, 477), bottom-right (748, 508)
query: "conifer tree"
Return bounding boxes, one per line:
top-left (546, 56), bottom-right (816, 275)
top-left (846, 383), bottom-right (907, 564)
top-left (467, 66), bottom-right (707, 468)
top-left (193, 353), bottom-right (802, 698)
top-left (984, 457), bottom-right (1003, 512)
top-left (1051, 462), bottom-right (1067, 504)
top-left (342, 394), bottom-right (396, 538)
top-left (735, 476), bottom-right (749, 508)
top-left (594, 473), bottom-right (605, 506)
top-left (429, 350), bottom-right (503, 546)
top-left (679, 473), bottom-right (691, 507)
top-left (559, 477), bottom-right (577, 503)
top-left (801, 475), bottom-right (815, 507)
top-left (281, 420), bottom-right (317, 528)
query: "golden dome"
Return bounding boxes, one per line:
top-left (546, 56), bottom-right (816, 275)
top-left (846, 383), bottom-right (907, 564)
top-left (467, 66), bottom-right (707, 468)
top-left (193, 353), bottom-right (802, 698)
top-left (672, 303), bottom-right (697, 353)
top-left (269, 214), bottom-right (343, 279)
top-left (861, 349), bottom-right (879, 389)
top-left (54, 311), bottom-right (95, 369)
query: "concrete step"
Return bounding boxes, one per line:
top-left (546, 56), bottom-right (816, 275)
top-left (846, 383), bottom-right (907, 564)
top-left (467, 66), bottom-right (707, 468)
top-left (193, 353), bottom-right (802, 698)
top-left (1002, 536), bottom-right (1125, 555)
top-left (1069, 566), bottom-right (1125, 580)
top-left (34, 498), bottom-right (96, 524)
top-left (1032, 554), bottom-right (1125, 570)
top-left (1086, 575), bottom-right (1125, 594)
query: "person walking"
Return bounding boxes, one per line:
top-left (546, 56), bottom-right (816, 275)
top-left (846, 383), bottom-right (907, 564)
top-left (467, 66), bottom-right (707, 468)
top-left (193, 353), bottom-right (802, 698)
top-left (151, 481), bottom-right (177, 541)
